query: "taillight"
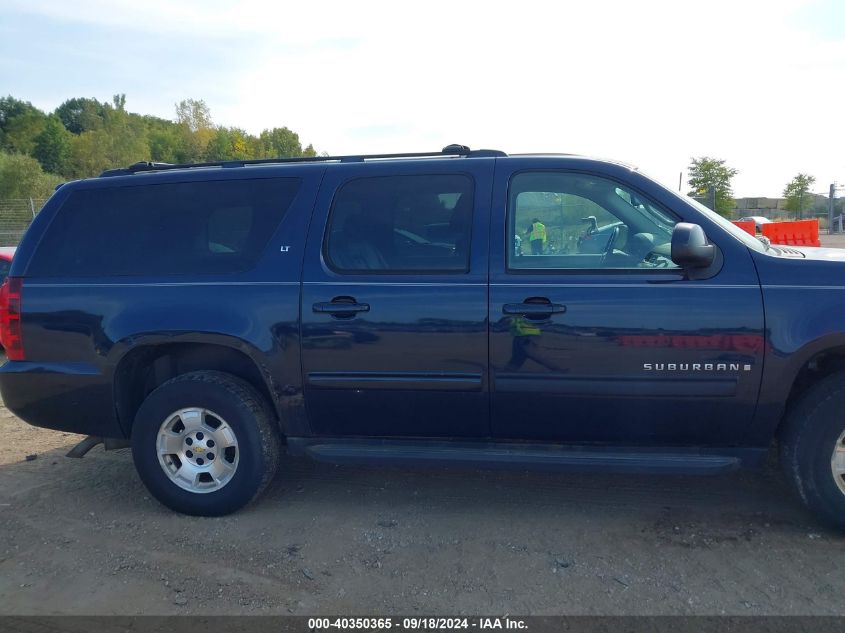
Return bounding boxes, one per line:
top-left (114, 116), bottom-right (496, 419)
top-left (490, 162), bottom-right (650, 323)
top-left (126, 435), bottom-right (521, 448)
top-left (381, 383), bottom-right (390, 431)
top-left (0, 276), bottom-right (24, 360)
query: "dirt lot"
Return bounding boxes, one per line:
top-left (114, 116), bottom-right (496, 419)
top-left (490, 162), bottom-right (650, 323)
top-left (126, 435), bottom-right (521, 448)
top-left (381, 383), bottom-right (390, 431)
top-left (1, 398), bottom-right (844, 617)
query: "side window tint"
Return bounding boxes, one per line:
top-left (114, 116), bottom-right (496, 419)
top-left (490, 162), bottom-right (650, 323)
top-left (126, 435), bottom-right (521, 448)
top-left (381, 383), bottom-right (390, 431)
top-left (326, 174), bottom-right (473, 274)
top-left (208, 206), bottom-right (253, 253)
top-left (508, 172), bottom-right (679, 271)
top-left (28, 178), bottom-right (300, 277)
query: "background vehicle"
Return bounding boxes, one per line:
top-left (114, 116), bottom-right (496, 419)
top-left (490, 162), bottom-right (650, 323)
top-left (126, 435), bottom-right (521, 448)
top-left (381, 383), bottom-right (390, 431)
top-left (2, 146), bottom-right (845, 529)
top-left (0, 246), bottom-right (15, 285)
top-left (0, 246), bottom-right (15, 348)
top-left (738, 215), bottom-right (773, 232)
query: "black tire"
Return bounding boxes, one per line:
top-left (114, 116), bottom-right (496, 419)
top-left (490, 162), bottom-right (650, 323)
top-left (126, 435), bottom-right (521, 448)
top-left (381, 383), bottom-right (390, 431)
top-left (131, 370), bottom-right (280, 516)
top-left (780, 371), bottom-right (845, 531)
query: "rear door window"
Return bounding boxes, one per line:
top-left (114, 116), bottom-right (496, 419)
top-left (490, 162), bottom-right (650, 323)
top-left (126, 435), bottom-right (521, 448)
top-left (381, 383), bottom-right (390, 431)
top-left (325, 174), bottom-right (473, 273)
top-left (27, 178), bottom-right (300, 277)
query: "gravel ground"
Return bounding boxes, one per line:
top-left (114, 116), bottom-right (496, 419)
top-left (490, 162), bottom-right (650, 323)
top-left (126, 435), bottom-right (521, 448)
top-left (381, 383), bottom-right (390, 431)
top-left (1, 399), bottom-right (844, 617)
top-left (820, 233), bottom-right (845, 248)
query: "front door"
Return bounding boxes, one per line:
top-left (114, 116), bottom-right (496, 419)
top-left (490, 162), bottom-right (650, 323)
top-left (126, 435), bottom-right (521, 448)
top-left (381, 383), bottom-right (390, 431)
top-left (301, 161), bottom-right (493, 437)
top-left (489, 165), bottom-right (765, 445)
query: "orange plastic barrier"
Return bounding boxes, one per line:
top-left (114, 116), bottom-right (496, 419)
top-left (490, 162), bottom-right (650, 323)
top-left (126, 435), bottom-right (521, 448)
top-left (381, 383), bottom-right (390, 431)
top-left (732, 220), bottom-right (756, 236)
top-left (761, 220), bottom-right (820, 247)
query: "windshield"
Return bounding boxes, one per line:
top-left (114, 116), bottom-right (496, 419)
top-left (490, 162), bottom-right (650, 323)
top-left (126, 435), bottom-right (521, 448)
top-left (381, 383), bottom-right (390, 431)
top-left (660, 186), bottom-right (767, 254)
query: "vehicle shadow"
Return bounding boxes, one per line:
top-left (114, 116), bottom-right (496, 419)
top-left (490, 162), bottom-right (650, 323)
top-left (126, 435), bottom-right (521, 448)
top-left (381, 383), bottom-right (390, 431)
top-left (0, 437), bottom-right (824, 538)
top-left (265, 450), bottom-right (818, 529)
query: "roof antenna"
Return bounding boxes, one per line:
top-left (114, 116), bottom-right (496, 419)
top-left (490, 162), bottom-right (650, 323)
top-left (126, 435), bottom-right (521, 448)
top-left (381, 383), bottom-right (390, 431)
top-left (442, 144), bottom-right (470, 154)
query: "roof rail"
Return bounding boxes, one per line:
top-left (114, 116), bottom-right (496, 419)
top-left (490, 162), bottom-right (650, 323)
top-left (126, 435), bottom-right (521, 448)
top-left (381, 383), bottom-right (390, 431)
top-left (99, 144), bottom-right (507, 177)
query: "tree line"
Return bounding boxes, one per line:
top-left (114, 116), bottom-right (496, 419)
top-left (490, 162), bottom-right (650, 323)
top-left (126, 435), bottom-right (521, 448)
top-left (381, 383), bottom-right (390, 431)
top-left (0, 94), bottom-right (833, 220)
top-left (0, 94), bottom-right (317, 200)
top-left (687, 157), bottom-right (832, 218)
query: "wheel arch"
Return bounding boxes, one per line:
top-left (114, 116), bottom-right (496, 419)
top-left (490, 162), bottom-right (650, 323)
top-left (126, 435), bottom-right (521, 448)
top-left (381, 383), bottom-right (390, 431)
top-left (110, 334), bottom-right (283, 437)
top-left (777, 335), bottom-right (845, 436)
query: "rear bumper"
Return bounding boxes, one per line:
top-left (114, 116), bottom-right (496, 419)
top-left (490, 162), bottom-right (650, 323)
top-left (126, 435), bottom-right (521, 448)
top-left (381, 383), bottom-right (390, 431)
top-left (0, 360), bottom-right (125, 438)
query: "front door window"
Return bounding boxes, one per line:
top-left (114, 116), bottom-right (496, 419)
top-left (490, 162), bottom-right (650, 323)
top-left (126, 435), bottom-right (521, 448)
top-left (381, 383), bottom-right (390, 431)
top-left (507, 172), bottom-right (680, 271)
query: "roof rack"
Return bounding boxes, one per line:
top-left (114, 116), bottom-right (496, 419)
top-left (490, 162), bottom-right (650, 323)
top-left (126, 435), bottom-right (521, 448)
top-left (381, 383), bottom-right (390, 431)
top-left (99, 144), bottom-right (507, 177)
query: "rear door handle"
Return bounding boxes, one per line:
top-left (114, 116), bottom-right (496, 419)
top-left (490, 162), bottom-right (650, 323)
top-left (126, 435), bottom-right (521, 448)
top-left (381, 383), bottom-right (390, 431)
top-left (313, 299), bottom-right (370, 316)
top-left (503, 300), bottom-right (566, 317)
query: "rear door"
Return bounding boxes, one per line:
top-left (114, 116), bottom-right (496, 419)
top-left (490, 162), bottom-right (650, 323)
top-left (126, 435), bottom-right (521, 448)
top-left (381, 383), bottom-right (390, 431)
top-left (301, 159), bottom-right (493, 438)
top-left (489, 162), bottom-right (765, 445)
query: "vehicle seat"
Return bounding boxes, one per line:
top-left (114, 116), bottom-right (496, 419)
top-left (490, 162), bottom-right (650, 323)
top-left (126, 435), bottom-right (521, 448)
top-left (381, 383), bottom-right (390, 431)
top-left (330, 212), bottom-right (389, 270)
top-left (628, 232), bottom-right (655, 261)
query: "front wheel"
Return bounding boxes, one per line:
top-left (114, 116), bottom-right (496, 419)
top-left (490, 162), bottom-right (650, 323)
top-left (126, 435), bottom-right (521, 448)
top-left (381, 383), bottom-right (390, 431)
top-left (781, 371), bottom-right (845, 531)
top-left (131, 371), bottom-right (280, 516)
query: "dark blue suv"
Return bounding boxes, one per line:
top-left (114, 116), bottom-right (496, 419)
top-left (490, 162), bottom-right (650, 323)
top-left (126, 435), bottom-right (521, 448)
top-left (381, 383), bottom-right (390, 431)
top-left (2, 145), bottom-right (845, 526)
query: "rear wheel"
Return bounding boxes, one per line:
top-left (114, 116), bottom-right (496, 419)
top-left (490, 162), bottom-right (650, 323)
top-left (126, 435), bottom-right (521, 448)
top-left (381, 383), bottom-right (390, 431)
top-left (781, 371), bottom-right (845, 531)
top-left (131, 371), bottom-right (280, 516)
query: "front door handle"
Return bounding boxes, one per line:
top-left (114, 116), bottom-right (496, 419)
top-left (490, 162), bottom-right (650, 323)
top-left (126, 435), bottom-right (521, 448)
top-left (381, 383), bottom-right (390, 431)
top-left (313, 297), bottom-right (371, 317)
top-left (503, 299), bottom-right (566, 318)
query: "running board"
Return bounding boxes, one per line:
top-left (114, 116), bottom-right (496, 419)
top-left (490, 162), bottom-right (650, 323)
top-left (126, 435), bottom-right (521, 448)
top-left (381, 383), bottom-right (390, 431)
top-left (287, 439), bottom-right (758, 475)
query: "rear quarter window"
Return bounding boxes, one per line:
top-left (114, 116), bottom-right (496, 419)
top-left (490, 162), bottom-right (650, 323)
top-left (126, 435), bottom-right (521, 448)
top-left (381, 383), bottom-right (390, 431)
top-left (27, 178), bottom-right (300, 277)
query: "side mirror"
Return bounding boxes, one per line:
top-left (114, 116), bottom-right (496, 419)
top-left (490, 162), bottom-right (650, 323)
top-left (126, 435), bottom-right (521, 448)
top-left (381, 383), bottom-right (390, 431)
top-left (671, 223), bottom-right (715, 269)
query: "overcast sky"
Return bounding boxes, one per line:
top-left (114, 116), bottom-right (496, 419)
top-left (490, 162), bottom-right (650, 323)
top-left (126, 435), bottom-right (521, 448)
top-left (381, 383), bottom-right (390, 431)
top-left (1, 0), bottom-right (842, 197)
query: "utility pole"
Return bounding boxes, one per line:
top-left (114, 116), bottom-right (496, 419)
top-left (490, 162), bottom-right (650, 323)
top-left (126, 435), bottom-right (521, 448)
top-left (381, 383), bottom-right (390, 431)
top-left (678, 172), bottom-right (682, 192)
top-left (831, 183), bottom-right (838, 234)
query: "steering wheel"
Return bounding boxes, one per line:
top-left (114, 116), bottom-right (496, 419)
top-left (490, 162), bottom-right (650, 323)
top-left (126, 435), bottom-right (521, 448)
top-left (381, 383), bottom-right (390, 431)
top-left (599, 225), bottom-right (621, 266)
